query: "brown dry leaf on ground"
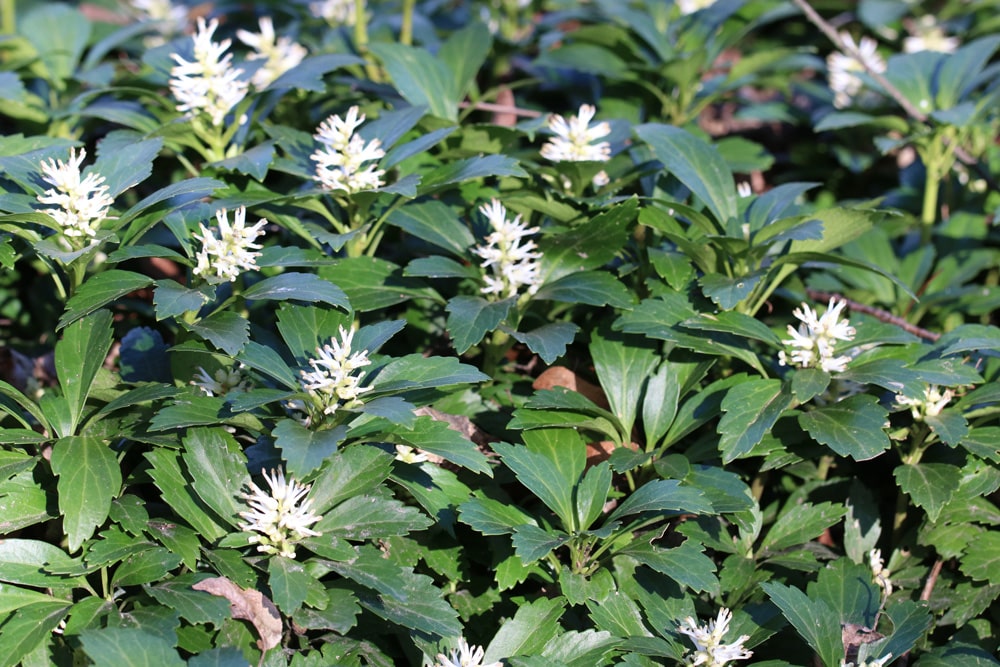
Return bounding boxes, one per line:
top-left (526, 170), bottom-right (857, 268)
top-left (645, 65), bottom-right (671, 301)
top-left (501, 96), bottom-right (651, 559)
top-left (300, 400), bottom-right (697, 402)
top-left (533, 366), bottom-right (610, 409)
top-left (193, 576), bottom-right (283, 651)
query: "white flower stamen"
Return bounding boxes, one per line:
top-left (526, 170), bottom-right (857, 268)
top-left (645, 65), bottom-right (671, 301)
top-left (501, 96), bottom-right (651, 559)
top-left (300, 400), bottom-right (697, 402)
top-left (299, 325), bottom-right (373, 415)
top-left (36, 148), bottom-right (115, 239)
top-left (311, 106), bottom-right (386, 193)
top-left (236, 16), bottom-right (307, 89)
top-left (778, 298), bottom-right (857, 373)
top-left (894, 385), bottom-right (954, 421)
top-left (239, 468), bottom-right (322, 558)
top-left (677, 608), bottom-right (753, 667)
top-left (471, 199), bottom-right (543, 300)
top-left (192, 206), bottom-right (268, 283)
top-left (169, 17), bottom-right (249, 126)
top-left (432, 637), bottom-right (502, 667)
top-left (540, 104), bottom-right (611, 163)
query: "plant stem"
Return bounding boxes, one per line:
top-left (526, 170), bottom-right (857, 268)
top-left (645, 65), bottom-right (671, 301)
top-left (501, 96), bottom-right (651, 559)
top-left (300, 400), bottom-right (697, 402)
top-left (0, 0), bottom-right (13, 35)
top-left (400, 0), bottom-right (415, 45)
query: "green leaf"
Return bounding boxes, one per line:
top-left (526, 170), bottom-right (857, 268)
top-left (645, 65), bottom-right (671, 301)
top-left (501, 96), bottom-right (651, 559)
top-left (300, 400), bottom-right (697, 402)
top-left (483, 597), bottom-right (566, 664)
top-left (370, 42), bottom-right (458, 120)
top-left (318, 492), bottom-right (432, 541)
top-left (390, 416), bottom-right (491, 475)
top-left (698, 271), bottom-right (763, 310)
top-left (541, 199), bottom-right (637, 283)
top-left (587, 591), bottom-right (652, 638)
top-left (146, 576), bottom-right (231, 626)
top-left (718, 379), bottom-right (792, 463)
top-left (153, 280), bottom-right (213, 320)
top-left (590, 333), bottom-right (658, 440)
top-left (145, 449), bottom-right (227, 541)
top-left (94, 135), bottom-right (163, 197)
top-left (148, 395), bottom-right (226, 431)
top-left (80, 627), bottom-right (185, 667)
top-left (635, 124), bottom-right (736, 224)
top-left (894, 463), bottom-right (963, 523)
top-left (182, 428), bottom-right (250, 529)
top-left (925, 411), bottom-right (969, 447)
top-left (370, 354), bottom-right (489, 395)
top-left (459, 496), bottom-right (536, 535)
top-left (959, 531), bottom-right (1000, 582)
top-left (386, 201), bottom-right (475, 256)
top-left (760, 502), bottom-right (847, 555)
top-left (294, 588), bottom-right (360, 634)
top-left (185, 311), bottom-right (250, 356)
top-left (616, 540), bottom-right (718, 594)
top-left (608, 479), bottom-right (713, 524)
top-left (533, 271), bottom-right (635, 309)
top-left (55, 309), bottom-right (114, 435)
top-left (790, 368), bottom-right (831, 404)
top-left (353, 567), bottom-right (461, 638)
top-left (799, 395), bottom-right (891, 461)
top-left (760, 581), bottom-right (842, 667)
top-left (308, 446), bottom-right (394, 515)
top-left (242, 272), bottom-right (350, 310)
top-left (642, 362), bottom-right (681, 450)
top-left (576, 462), bottom-right (613, 532)
top-left (404, 256), bottom-right (480, 280)
top-left (420, 154), bottom-right (527, 192)
top-left (0, 601), bottom-right (72, 667)
top-left (273, 419), bottom-right (346, 479)
top-left (510, 322), bottom-right (580, 365)
top-left (0, 584), bottom-right (63, 615)
top-left (237, 341), bottom-right (299, 390)
top-left (22, 4), bottom-right (89, 85)
top-left (0, 539), bottom-right (82, 587)
top-left (59, 270), bottom-right (153, 329)
top-left (210, 142), bottom-right (274, 180)
top-left (320, 257), bottom-right (439, 311)
top-left (50, 436), bottom-right (122, 553)
top-left (269, 556), bottom-right (315, 615)
top-left (680, 310), bottom-right (782, 347)
top-left (445, 296), bottom-right (513, 354)
top-left (864, 600), bottom-right (932, 664)
top-left (112, 547), bottom-right (183, 587)
top-left (438, 21), bottom-right (492, 102)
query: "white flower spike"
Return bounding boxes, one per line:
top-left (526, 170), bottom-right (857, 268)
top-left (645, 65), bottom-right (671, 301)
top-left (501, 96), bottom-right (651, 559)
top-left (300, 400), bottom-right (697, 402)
top-left (894, 384), bottom-right (954, 421)
top-left (236, 16), bottom-right (307, 89)
top-left (37, 148), bottom-right (115, 239)
top-left (472, 199), bottom-right (543, 300)
top-left (310, 0), bottom-right (357, 25)
top-left (677, 608), bottom-right (753, 667)
top-left (826, 33), bottom-right (886, 109)
top-left (239, 468), bottom-right (322, 558)
top-left (311, 106), bottom-right (386, 193)
top-left (169, 17), bottom-right (249, 126)
top-left (299, 325), bottom-right (374, 415)
top-left (432, 637), bottom-right (502, 667)
top-left (778, 297), bottom-right (857, 373)
top-left (192, 206), bottom-right (268, 283)
top-left (904, 16), bottom-right (959, 54)
top-left (191, 365), bottom-right (252, 397)
top-left (540, 104), bottom-right (612, 162)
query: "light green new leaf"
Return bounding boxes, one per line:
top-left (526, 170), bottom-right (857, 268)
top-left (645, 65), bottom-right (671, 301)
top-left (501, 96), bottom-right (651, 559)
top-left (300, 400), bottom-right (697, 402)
top-left (799, 395), bottom-right (891, 461)
top-left (493, 432), bottom-right (584, 531)
top-left (438, 21), bottom-right (493, 104)
top-left (50, 436), bottom-right (122, 553)
top-left (182, 428), bottom-right (250, 529)
top-left (761, 581), bottom-right (842, 667)
top-left (55, 309), bottom-right (113, 434)
top-left (894, 463), bottom-right (963, 523)
top-left (760, 502), bottom-right (847, 555)
top-left (80, 627), bottom-right (185, 667)
top-left (635, 124), bottom-right (737, 225)
top-left (59, 270), bottom-right (153, 329)
top-left (483, 596), bottom-right (566, 664)
top-left (718, 378), bottom-right (792, 463)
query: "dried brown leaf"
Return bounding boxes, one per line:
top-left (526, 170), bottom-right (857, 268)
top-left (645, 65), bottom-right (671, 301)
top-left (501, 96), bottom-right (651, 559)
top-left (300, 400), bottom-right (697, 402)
top-left (193, 576), bottom-right (283, 651)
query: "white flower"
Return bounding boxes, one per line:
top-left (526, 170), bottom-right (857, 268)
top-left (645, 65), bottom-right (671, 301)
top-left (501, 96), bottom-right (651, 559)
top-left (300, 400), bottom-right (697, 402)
top-left (894, 385), bottom-right (954, 421)
top-left (433, 637), bottom-right (501, 667)
top-left (778, 298), bottom-right (857, 373)
top-left (239, 468), bottom-right (322, 558)
top-left (677, 608), bottom-right (753, 667)
top-left (826, 33), bottom-right (886, 108)
top-left (868, 548), bottom-right (893, 597)
top-left (299, 325), bottom-right (373, 415)
top-left (677, 0), bottom-right (717, 15)
top-left (192, 365), bottom-right (252, 396)
top-left (129, 0), bottom-right (187, 24)
top-left (37, 148), bottom-right (115, 239)
top-left (904, 17), bottom-right (959, 54)
top-left (169, 17), bottom-right (249, 126)
top-left (236, 17), bottom-right (307, 89)
top-left (737, 181), bottom-right (753, 198)
top-left (192, 206), bottom-right (268, 283)
top-left (311, 106), bottom-right (386, 194)
top-left (592, 170), bottom-right (610, 188)
top-left (540, 104), bottom-right (611, 162)
top-left (395, 445), bottom-right (428, 464)
top-left (472, 199), bottom-right (543, 300)
top-left (310, 0), bottom-right (357, 24)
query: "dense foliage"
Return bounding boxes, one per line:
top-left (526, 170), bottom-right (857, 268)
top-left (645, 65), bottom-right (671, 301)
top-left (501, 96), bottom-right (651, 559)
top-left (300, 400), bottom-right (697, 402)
top-left (0, 0), bottom-right (997, 665)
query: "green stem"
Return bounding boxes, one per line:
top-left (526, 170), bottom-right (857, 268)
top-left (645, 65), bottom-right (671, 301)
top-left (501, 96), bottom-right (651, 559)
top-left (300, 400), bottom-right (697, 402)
top-left (920, 151), bottom-right (941, 241)
top-left (353, 0), bottom-right (380, 82)
top-left (482, 328), bottom-right (512, 377)
top-left (1, 0), bottom-right (14, 35)
top-left (400, 0), bottom-right (415, 45)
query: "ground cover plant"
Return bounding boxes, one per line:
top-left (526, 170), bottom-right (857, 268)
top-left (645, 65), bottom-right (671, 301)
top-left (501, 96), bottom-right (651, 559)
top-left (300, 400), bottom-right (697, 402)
top-left (0, 0), bottom-right (997, 664)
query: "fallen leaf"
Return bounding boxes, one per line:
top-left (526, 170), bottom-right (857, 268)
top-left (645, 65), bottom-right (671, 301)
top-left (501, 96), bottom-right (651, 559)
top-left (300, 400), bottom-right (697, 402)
top-left (533, 366), bottom-right (610, 409)
top-left (193, 576), bottom-right (283, 651)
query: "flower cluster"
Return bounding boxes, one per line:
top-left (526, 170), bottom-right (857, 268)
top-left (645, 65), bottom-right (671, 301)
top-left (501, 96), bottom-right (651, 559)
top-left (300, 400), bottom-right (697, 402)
top-left (778, 298), bottom-right (857, 373)
top-left (677, 608), bottom-right (753, 667)
top-left (37, 148), bottom-right (115, 240)
top-left (236, 17), bottom-right (307, 89)
top-left (677, 0), bottom-right (717, 15)
top-left (191, 365), bottom-right (252, 397)
top-left (540, 104), bottom-right (612, 162)
top-left (432, 637), bottom-right (501, 667)
top-left (192, 206), bottom-right (268, 283)
top-left (311, 106), bottom-right (386, 193)
top-left (826, 33), bottom-right (886, 108)
top-left (169, 17), bottom-right (249, 126)
top-left (472, 199), bottom-right (543, 300)
top-left (869, 548), bottom-right (893, 598)
top-left (238, 468), bottom-right (322, 558)
top-left (310, 0), bottom-right (357, 24)
top-left (904, 16), bottom-right (959, 54)
top-left (895, 385), bottom-right (954, 421)
top-left (299, 325), bottom-right (373, 415)
top-left (129, 0), bottom-right (187, 28)
top-left (395, 445), bottom-right (428, 464)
